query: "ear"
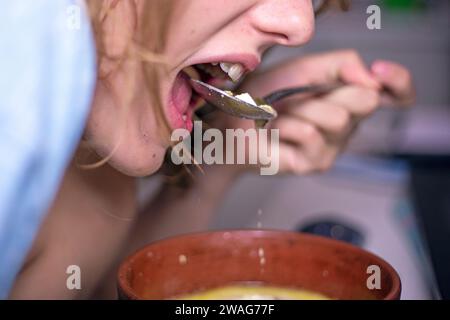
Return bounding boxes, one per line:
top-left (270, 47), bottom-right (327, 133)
top-left (97, 0), bottom-right (138, 76)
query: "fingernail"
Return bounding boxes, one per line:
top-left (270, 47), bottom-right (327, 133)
top-left (372, 61), bottom-right (390, 76)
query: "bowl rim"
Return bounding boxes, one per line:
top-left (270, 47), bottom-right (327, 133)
top-left (117, 229), bottom-right (402, 300)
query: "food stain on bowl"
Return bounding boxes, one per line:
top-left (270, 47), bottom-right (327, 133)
top-left (178, 254), bottom-right (188, 265)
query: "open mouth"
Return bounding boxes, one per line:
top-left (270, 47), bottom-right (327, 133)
top-left (168, 60), bottom-right (250, 131)
top-left (183, 61), bottom-right (248, 108)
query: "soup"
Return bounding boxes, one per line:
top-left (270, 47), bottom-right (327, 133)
top-left (177, 284), bottom-right (329, 300)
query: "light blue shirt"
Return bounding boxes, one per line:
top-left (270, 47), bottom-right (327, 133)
top-left (0, 0), bottom-right (96, 298)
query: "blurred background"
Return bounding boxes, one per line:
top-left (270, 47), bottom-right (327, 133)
top-left (208, 0), bottom-right (450, 300)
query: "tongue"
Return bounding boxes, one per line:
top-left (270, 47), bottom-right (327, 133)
top-left (172, 72), bottom-right (192, 114)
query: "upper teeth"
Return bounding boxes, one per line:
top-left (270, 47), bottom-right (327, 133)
top-left (219, 62), bottom-right (245, 82)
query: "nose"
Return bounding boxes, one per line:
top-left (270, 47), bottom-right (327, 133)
top-left (249, 0), bottom-right (315, 47)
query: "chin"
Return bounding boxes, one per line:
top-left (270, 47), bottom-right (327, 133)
top-left (107, 146), bottom-right (167, 177)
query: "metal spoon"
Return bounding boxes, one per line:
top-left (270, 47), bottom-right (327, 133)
top-left (191, 78), bottom-right (343, 121)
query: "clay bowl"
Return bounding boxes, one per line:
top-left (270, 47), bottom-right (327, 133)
top-left (117, 230), bottom-right (401, 300)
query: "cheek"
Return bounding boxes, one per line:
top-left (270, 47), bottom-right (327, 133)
top-left (85, 85), bottom-right (171, 177)
top-left (165, 0), bottom-right (259, 57)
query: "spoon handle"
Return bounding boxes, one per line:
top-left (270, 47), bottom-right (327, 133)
top-left (263, 83), bottom-right (343, 105)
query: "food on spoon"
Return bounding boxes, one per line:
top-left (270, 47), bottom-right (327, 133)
top-left (235, 93), bottom-right (257, 105)
top-left (258, 104), bottom-right (275, 113)
top-left (235, 93), bottom-right (276, 115)
top-left (233, 92), bottom-right (277, 128)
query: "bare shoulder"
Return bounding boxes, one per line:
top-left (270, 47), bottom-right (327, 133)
top-left (9, 159), bottom-right (138, 299)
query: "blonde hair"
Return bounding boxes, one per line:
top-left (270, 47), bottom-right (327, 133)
top-left (80, 0), bottom-right (174, 169)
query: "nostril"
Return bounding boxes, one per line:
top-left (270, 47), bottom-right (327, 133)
top-left (263, 31), bottom-right (290, 45)
top-left (249, 2), bottom-right (315, 47)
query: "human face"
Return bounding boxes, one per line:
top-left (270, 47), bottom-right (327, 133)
top-left (163, 0), bottom-right (315, 131)
top-left (86, 0), bottom-right (315, 177)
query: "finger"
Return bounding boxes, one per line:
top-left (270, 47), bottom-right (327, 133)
top-left (337, 51), bottom-right (381, 89)
top-left (307, 50), bottom-right (381, 89)
top-left (317, 144), bottom-right (341, 172)
top-left (322, 86), bottom-right (380, 118)
top-left (271, 117), bottom-right (328, 162)
top-left (278, 142), bottom-right (340, 174)
top-left (283, 99), bottom-right (352, 136)
top-left (371, 60), bottom-right (416, 106)
top-left (278, 144), bottom-right (311, 174)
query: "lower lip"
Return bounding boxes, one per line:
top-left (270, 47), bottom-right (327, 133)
top-left (168, 72), bottom-right (194, 132)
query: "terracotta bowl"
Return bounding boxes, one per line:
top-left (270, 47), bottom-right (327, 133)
top-left (117, 230), bottom-right (401, 300)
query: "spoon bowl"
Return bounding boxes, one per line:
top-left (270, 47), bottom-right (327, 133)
top-left (190, 79), bottom-right (276, 120)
